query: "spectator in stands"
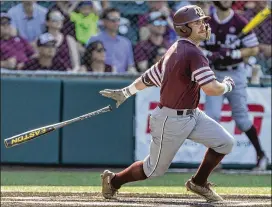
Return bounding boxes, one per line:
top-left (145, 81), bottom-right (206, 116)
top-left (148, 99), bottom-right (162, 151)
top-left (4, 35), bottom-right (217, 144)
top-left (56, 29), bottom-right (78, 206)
top-left (134, 12), bottom-right (170, 72)
top-left (7, 1), bottom-right (48, 44)
top-left (23, 32), bottom-right (68, 71)
top-left (70, 1), bottom-right (99, 45)
top-left (49, 1), bottom-right (76, 38)
top-left (0, 13), bottom-right (35, 70)
top-left (86, 8), bottom-right (136, 74)
top-left (80, 41), bottom-right (113, 73)
top-left (194, 1), bottom-right (212, 16)
top-left (138, 1), bottom-right (176, 44)
top-left (45, 9), bottom-right (80, 71)
top-left (244, 1), bottom-right (272, 74)
top-left (152, 47), bottom-right (167, 65)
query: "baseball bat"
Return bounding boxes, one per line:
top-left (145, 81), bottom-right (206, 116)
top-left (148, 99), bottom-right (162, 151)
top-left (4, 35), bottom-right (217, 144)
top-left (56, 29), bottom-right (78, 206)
top-left (231, 6), bottom-right (271, 43)
top-left (4, 105), bottom-right (112, 148)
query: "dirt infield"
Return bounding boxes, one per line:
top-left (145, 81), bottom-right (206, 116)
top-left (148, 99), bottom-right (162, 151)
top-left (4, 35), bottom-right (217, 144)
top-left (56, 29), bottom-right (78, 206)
top-left (1, 192), bottom-right (271, 207)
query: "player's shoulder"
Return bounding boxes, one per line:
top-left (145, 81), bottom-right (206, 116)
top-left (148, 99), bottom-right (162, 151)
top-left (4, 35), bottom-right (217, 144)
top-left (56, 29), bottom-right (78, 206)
top-left (176, 39), bottom-right (205, 60)
top-left (177, 39), bottom-right (195, 51)
top-left (180, 40), bottom-right (202, 54)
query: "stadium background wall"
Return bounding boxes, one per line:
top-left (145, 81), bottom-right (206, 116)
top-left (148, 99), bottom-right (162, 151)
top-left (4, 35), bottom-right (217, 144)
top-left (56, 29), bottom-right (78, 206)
top-left (1, 77), bottom-right (135, 166)
top-left (1, 77), bottom-right (270, 170)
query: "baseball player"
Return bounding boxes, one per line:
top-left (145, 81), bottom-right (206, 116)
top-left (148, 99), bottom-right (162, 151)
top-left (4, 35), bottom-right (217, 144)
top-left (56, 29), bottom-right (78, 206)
top-left (202, 1), bottom-right (268, 170)
top-left (99, 5), bottom-right (235, 202)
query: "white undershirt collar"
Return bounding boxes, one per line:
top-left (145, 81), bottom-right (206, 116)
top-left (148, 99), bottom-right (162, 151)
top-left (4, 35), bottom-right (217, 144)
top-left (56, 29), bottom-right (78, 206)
top-left (213, 9), bottom-right (234, 24)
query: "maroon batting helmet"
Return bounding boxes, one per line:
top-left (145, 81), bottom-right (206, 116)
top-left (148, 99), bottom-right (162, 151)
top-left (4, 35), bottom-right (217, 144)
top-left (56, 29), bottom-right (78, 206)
top-left (173, 5), bottom-right (211, 38)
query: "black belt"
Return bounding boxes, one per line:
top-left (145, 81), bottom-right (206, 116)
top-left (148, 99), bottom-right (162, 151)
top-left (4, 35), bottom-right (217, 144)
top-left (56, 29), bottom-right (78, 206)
top-left (158, 104), bottom-right (194, 116)
top-left (177, 109), bottom-right (194, 116)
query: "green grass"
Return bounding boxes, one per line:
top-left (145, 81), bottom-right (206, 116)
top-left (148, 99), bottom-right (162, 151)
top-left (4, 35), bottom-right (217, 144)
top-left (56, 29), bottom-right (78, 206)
top-left (1, 171), bottom-right (271, 195)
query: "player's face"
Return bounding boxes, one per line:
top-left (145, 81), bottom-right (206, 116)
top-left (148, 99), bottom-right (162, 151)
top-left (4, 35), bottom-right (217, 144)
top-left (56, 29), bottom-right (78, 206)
top-left (188, 19), bottom-right (207, 41)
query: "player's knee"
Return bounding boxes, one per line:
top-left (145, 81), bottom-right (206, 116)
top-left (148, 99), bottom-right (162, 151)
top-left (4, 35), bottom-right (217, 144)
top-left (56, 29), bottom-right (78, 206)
top-left (225, 136), bottom-right (235, 154)
top-left (146, 164), bottom-right (169, 178)
top-left (214, 134), bottom-right (235, 154)
top-left (235, 120), bottom-right (252, 132)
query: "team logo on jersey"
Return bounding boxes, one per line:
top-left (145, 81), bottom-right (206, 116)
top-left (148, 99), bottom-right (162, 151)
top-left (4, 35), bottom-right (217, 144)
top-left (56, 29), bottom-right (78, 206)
top-left (229, 26), bottom-right (236, 33)
top-left (194, 6), bottom-right (205, 17)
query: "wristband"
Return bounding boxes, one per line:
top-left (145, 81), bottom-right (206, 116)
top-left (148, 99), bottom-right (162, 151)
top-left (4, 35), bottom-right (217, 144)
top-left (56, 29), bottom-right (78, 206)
top-left (223, 83), bottom-right (231, 94)
top-left (122, 84), bottom-right (139, 98)
top-left (128, 84), bottom-right (139, 95)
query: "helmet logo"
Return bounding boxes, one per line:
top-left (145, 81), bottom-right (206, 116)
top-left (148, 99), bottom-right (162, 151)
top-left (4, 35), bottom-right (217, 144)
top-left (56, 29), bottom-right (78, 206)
top-left (194, 7), bottom-right (205, 17)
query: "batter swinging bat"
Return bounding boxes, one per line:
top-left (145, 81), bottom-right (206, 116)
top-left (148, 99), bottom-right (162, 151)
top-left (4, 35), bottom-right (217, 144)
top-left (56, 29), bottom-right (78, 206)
top-left (4, 105), bottom-right (112, 148)
top-left (232, 6), bottom-right (271, 43)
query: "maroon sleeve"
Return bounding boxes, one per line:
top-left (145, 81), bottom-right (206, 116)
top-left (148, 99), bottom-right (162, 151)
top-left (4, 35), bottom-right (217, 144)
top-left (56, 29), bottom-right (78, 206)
top-left (141, 57), bottom-right (164, 87)
top-left (188, 47), bottom-right (216, 86)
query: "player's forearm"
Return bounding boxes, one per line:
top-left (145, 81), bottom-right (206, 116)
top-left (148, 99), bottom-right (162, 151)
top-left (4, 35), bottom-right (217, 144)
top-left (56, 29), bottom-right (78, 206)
top-left (201, 80), bottom-right (231, 96)
top-left (240, 46), bottom-right (259, 58)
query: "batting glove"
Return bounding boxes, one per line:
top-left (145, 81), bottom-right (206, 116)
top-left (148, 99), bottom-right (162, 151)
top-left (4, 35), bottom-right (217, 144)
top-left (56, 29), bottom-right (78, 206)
top-left (99, 85), bottom-right (138, 108)
top-left (222, 76), bottom-right (235, 93)
top-left (99, 89), bottom-right (129, 108)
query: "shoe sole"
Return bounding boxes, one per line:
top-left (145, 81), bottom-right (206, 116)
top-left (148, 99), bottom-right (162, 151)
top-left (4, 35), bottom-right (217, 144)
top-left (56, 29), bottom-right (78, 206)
top-left (185, 181), bottom-right (223, 203)
top-left (101, 171), bottom-right (115, 199)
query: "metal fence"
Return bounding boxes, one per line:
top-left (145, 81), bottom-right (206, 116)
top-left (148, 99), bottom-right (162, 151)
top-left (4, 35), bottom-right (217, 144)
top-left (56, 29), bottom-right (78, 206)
top-left (1, 1), bottom-right (271, 78)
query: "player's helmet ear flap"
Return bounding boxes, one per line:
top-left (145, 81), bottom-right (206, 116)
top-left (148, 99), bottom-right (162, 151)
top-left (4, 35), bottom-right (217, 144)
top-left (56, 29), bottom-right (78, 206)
top-left (173, 5), bottom-right (210, 38)
top-left (175, 24), bottom-right (192, 37)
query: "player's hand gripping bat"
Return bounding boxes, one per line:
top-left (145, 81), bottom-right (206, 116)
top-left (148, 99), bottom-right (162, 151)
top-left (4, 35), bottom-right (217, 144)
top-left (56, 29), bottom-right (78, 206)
top-left (4, 105), bottom-right (112, 148)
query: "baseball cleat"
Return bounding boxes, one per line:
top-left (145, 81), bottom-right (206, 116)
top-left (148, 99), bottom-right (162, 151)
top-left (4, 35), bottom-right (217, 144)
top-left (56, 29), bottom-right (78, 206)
top-left (185, 178), bottom-right (224, 203)
top-left (101, 170), bottom-right (118, 199)
top-left (253, 154), bottom-right (269, 171)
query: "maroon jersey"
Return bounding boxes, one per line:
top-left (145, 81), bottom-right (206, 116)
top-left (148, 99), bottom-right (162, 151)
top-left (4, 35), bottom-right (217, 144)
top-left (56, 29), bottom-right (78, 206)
top-left (202, 10), bottom-right (259, 67)
top-left (22, 58), bottom-right (68, 71)
top-left (142, 39), bottom-right (216, 109)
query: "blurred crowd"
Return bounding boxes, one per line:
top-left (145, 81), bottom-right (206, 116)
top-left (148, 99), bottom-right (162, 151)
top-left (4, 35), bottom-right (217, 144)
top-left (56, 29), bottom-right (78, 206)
top-left (0, 1), bottom-right (271, 77)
